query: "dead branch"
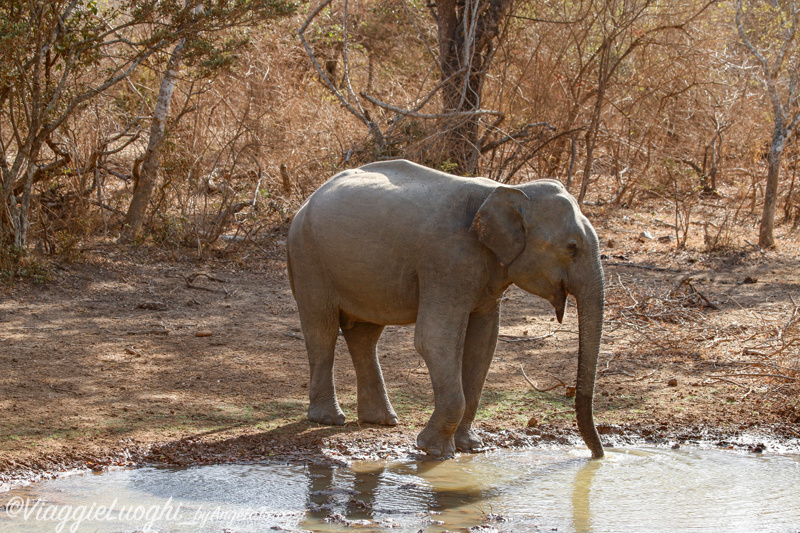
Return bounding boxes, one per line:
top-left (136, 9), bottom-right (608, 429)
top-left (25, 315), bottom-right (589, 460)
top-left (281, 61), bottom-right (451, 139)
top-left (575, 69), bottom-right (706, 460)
top-left (704, 377), bottom-right (752, 389)
top-left (673, 276), bottom-right (720, 310)
top-left (126, 328), bottom-right (170, 335)
top-left (520, 365), bottom-right (567, 392)
top-left (187, 272), bottom-right (227, 284)
top-left (498, 331), bottom-right (555, 343)
top-left (169, 272), bottom-right (228, 294)
top-left (604, 261), bottom-right (682, 272)
top-left (718, 373), bottom-right (799, 382)
top-left (296, 0), bottom-right (384, 146)
top-left (360, 92), bottom-right (504, 120)
top-left (634, 368), bottom-right (660, 381)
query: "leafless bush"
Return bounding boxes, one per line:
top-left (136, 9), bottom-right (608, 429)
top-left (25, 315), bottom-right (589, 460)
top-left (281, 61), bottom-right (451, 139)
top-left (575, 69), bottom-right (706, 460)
top-left (605, 274), bottom-right (799, 397)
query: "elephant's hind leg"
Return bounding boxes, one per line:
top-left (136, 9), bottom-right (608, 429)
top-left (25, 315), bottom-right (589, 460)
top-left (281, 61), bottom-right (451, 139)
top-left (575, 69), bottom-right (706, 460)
top-left (296, 296), bottom-right (345, 426)
top-left (342, 321), bottom-right (398, 426)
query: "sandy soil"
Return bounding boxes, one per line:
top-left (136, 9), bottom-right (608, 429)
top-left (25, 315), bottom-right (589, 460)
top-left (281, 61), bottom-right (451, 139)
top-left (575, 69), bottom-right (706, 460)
top-left (1, 202), bottom-right (799, 488)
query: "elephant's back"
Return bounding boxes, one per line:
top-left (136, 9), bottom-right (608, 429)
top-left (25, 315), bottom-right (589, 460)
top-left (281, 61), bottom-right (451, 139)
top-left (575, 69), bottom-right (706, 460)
top-left (303, 161), bottom-right (485, 235)
top-left (289, 159), bottom-right (491, 271)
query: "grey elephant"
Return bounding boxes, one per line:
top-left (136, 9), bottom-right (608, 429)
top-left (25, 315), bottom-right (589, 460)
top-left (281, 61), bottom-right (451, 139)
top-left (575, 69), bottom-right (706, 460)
top-left (287, 159), bottom-right (605, 459)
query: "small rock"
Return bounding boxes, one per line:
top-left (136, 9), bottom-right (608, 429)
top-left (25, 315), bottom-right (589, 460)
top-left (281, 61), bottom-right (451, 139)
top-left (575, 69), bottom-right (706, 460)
top-left (638, 231), bottom-right (655, 242)
top-left (667, 378), bottom-right (679, 387)
top-left (323, 513), bottom-right (351, 525)
top-left (195, 330), bottom-right (213, 337)
top-left (596, 424), bottom-right (620, 435)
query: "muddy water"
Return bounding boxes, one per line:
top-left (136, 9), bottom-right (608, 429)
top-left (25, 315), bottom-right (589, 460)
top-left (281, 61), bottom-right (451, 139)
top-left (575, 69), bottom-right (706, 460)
top-left (1, 447), bottom-right (799, 532)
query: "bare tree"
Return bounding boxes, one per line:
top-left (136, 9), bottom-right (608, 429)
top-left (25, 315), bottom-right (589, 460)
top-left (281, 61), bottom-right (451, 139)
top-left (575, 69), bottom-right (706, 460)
top-left (120, 39), bottom-right (186, 242)
top-left (575, 0), bottom-right (716, 205)
top-left (0, 0), bottom-right (294, 251)
top-left (433, 0), bottom-right (514, 174)
top-left (0, 0), bottom-right (172, 249)
top-left (736, 0), bottom-right (800, 248)
top-left (118, 1), bottom-right (294, 243)
top-left (299, 0), bottom-right (516, 175)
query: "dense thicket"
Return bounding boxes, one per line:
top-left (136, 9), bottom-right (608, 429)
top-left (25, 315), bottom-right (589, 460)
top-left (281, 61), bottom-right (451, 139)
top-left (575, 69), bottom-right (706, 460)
top-left (1, 0), bottom-right (798, 272)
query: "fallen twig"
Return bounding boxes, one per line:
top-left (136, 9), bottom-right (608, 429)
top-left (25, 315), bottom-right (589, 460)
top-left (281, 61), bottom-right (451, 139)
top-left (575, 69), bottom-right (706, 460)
top-left (520, 365), bottom-right (566, 392)
top-left (674, 277), bottom-right (719, 310)
top-left (718, 373), bottom-right (798, 382)
top-left (126, 326), bottom-right (170, 335)
top-left (704, 377), bottom-right (751, 389)
top-left (49, 384), bottom-right (80, 395)
top-left (604, 261), bottom-right (682, 272)
top-left (187, 272), bottom-right (227, 283)
top-left (498, 332), bottom-right (555, 343)
top-left (634, 368), bottom-right (660, 381)
top-left (179, 272), bottom-right (228, 294)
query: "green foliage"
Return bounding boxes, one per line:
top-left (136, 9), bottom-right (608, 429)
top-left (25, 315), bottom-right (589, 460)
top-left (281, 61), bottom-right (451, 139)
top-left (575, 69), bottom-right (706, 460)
top-left (439, 160), bottom-right (459, 174)
top-left (0, 245), bottom-right (51, 285)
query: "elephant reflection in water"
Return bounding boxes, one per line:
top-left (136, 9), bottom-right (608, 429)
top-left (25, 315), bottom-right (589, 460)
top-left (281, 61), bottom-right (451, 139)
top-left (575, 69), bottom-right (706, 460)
top-left (302, 455), bottom-right (602, 531)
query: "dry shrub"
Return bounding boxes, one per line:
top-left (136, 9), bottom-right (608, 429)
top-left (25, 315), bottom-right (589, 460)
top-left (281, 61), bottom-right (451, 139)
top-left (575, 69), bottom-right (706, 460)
top-left (605, 274), bottom-right (799, 398)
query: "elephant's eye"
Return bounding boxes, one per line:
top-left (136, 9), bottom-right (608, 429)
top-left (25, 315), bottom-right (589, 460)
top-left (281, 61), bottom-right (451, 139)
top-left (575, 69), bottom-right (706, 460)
top-left (565, 240), bottom-right (579, 258)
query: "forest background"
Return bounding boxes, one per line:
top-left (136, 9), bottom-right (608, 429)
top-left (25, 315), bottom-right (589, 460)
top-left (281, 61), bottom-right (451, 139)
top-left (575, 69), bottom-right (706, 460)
top-left (2, 0), bottom-right (800, 270)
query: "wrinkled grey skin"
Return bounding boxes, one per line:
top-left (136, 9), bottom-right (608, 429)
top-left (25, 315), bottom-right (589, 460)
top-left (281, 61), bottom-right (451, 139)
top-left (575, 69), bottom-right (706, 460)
top-left (287, 160), bottom-right (605, 459)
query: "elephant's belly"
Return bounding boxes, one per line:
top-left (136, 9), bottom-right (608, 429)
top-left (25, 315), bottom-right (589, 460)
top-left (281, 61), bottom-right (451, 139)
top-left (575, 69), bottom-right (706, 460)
top-left (334, 275), bottom-right (420, 326)
top-left (339, 304), bottom-right (418, 327)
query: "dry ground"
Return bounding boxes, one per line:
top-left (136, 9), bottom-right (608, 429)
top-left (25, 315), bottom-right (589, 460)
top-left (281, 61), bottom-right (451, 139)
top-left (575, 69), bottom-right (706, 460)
top-left (2, 200), bottom-right (800, 488)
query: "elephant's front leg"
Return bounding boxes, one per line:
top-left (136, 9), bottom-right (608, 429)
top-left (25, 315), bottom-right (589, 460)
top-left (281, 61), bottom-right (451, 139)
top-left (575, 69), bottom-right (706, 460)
top-left (455, 303), bottom-right (501, 452)
top-left (413, 310), bottom-right (470, 458)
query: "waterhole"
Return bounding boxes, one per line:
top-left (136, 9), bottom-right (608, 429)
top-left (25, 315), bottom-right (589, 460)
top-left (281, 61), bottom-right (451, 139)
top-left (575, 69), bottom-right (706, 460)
top-left (2, 447), bottom-right (799, 532)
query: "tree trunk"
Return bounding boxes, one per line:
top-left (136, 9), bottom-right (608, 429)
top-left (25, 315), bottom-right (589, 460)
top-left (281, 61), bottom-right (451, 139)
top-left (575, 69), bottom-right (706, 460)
top-left (3, 139), bottom-right (43, 249)
top-left (578, 43), bottom-right (609, 205)
top-left (436, 0), bottom-right (511, 175)
top-left (120, 39), bottom-right (185, 243)
top-left (578, 85), bottom-right (604, 205)
top-left (759, 124), bottom-right (786, 248)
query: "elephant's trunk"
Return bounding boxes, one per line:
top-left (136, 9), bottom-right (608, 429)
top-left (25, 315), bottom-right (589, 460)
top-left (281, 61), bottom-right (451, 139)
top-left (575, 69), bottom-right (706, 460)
top-left (572, 260), bottom-right (605, 459)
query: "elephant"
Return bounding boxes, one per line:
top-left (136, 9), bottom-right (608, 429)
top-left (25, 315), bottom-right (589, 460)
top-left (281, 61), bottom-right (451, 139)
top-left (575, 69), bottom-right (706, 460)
top-left (287, 159), bottom-right (605, 459)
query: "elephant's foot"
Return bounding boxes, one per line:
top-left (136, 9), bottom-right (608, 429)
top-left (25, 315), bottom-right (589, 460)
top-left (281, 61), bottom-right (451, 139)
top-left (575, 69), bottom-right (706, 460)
top-left (308, 401), bottom-right (346, 426)
top-left (358, 403), bottom-right (398, 426)
top-left (454, 426), bottom-right (485, 453)
top-left (416, 425), bottom-right (456, 458)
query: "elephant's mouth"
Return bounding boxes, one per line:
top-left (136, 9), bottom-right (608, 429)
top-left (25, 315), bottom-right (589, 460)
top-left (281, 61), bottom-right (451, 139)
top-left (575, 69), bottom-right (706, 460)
top-left (550, 282), bottom-right (568, 323)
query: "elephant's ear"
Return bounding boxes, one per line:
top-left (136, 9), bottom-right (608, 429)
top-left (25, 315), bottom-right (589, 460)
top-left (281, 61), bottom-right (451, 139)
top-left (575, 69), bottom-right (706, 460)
top-left (471, 187), bottom-right (528, 266)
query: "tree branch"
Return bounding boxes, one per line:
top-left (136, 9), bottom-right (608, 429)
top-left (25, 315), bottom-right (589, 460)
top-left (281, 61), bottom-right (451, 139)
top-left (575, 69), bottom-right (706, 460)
top-left (361, 91), bottom-right (504, 119)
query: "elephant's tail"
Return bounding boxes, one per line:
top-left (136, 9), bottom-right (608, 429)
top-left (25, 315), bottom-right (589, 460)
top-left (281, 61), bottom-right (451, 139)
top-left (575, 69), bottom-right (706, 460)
top-left (287, 247), bottom-right (296, 297)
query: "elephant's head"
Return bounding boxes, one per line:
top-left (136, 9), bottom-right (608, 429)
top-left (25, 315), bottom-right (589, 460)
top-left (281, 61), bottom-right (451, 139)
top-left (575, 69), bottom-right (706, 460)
top-left (471, 181), bottom-right (605, 459)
